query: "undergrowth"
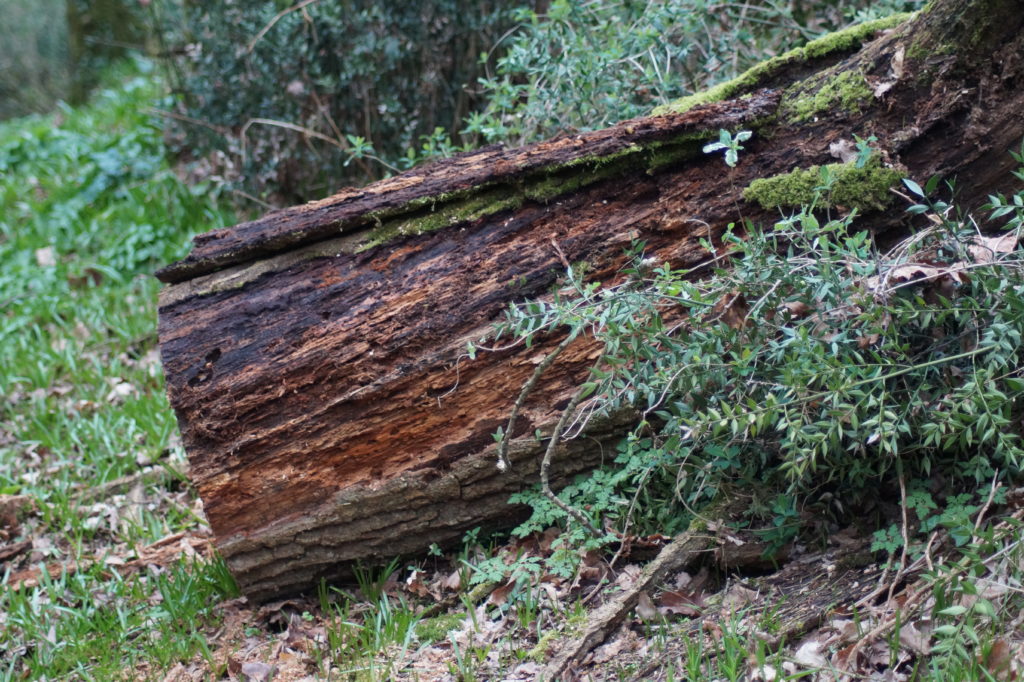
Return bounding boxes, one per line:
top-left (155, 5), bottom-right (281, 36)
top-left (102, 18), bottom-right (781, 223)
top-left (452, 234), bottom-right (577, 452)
top-left (471, 140), bottom-right (1024, 675)
top-left (0, 61), bottom-right (240, 678)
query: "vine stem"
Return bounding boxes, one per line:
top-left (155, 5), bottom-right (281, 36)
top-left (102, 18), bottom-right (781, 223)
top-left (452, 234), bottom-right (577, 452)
top-left (539, 366), bottom-right (604, 539)
top-left (496, 332), bottom-right (576, 471)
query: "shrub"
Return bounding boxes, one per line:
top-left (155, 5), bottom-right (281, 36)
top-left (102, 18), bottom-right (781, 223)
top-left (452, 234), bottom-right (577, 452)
top-left (489, 144), bottom-right (1024, 555)
top-left (168, 1), bottom-right (518, 203)
top-left (463, 0), bottom-right (924, 147)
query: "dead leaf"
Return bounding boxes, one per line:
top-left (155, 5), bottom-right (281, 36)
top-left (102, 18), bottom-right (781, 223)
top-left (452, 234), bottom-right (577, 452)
top-left (635, 590), bottom-right (658, 620)
top-left (591, 627), bottom-right (641, 664)
top-left (35, 246), bottom-right (56, 267)
top-left (657, 587), bottom-right (703, 617)
top-left (105, 380), bottom-right (136, 404)
top-left (122, 481), bottom-right (145, 533)
top-left (779, 300), bottom-right (813, 319)
top-left (969, 232), bottom-right (1019, 263)
top-left (898, 620), bottom-right (932, 655)
top-left (793, 638), bottom-right (829, 669)
top-left (240, 661), bottom-right (276, 682)
top-left (443, 568), bottom-right (462, 591)
top-left (0, 494), bottom-right (32, 538)
top-left (67, 267), bottom-right (104, 289)
top-left (488, 581), bottom-right (514, 607)
top-left (710, 290), bottom-right (749, 329)
top-left (0, 540), bottom-right (32, 564)
top-left (866, 262), bottom-right (968, 291)
top-left (891, 45), bottom-right (906, 79)
top-left (720, 584), bottom-right (758, 611)
top-left (405, 569), bottom-right (431, 598)
top-left (873, 79), bottom-right (896, 98)
top-left (748, 658), bottom-right (780, 681)
top-left (857, 332), bottom-right (881, 349)
top-left (982, 639), bottom-right (1014, 681)
top-left (615, 564), bottom-right (642, 591)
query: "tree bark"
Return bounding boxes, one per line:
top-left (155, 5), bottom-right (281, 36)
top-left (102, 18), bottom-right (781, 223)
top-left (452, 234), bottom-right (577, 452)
top-left (157, 0), bottom-right (1024, 602)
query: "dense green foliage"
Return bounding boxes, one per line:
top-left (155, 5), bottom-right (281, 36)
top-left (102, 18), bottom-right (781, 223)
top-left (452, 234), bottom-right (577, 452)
top-left (465, 0), bottom-right (920, 146)
top-left (171, 0), bottom-right (518, 202)
top-left (492, 147), bottom-right (1024, 553)
top-left (0, 0), bottom-right (70, 120)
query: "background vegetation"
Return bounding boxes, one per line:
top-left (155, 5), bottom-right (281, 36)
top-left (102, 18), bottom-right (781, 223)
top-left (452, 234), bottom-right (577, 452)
top-left (3, 0), bottom-right (1023, 679)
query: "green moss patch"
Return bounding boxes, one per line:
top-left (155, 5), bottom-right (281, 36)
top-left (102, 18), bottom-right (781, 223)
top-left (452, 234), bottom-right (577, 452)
top-left (653, 13), bottom-right (911, 116)
top-left (358, 188), bottom-right (524, 252)
top-left (779, 69), bottom-right (873, 123)
top-left (415, 613), bottom-right (465, 643)
top-left (743, 158), bottom-right (904, 212)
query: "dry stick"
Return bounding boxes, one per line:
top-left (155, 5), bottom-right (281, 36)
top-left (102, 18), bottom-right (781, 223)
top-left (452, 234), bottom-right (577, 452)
top-left (495, 333), bottom-right (575, 472)
top-left (543, 500), bottom-right (736, 680)
top-left (72, 465), bottom-right (183, 504)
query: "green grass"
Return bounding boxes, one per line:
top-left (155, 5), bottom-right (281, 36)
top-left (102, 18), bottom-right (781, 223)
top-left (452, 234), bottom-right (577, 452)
top-left (0, 60), bottom-right (240, 678)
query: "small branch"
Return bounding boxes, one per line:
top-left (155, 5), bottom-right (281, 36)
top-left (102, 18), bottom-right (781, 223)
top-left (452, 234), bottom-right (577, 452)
top-left (144, 107), bottom-right (230, 136)
top-left (543, 498), bottom-right (736, 679)
top-left (247, 0), bottom-right (323, 53)
top-left (540, 372), bottom-right (603, 539)
top-left (496, 332), bottom-right (575, 471)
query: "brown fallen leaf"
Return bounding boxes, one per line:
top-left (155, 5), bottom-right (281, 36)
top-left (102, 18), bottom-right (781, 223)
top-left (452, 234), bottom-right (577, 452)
top-left (635, 590), bottom-right (658, 620)
top-left (981, 638), bottom-right (1014, 681)
top-left (710, 290), bottom-right (749, 330)
top-left (0, 540), bottom-right (32, 564)
top-left (969, 232), bottom-right (1019, 264)
top-left (779, 300), bottom-right (813, 319)
top-left (657, 587), bottom-right (703, 617)
top-left (488, 581), bottom-right (514, 607)
top-left (240, 661), bottom-right (275, 682)
top-left (720, 583), bottom-right (758, 612)
top-left (443, 567), bottom-right (462, 591)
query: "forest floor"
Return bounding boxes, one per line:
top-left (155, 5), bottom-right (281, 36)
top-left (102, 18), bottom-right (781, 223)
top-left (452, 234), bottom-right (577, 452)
top-left (3, 66), bottom-right (1024, 682)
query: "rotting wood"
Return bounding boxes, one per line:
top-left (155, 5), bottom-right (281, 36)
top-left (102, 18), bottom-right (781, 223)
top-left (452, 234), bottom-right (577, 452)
top-left (158, 0), bottom-right (1024, 602)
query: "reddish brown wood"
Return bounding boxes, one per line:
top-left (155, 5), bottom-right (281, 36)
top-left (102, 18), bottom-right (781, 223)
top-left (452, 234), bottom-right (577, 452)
top-left (158, 0), bottom-right (1024, 601)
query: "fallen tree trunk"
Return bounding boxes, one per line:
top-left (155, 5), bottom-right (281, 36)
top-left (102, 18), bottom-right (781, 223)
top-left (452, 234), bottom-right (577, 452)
top-left (157, 0), bottom-right (1024, 602)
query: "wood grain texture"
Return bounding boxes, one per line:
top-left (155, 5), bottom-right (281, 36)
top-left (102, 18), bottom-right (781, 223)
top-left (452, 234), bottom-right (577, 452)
top-left (158, 2), bottom-right (1024, 601)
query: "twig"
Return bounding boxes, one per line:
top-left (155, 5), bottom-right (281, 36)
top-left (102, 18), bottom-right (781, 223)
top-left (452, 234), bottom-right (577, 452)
top-left (240, 117), bottom-right (400, 173)
top-left (540, 377), bottom-right (603, 538)
top-left (231, 189), bottom-right (278, 211)
top-left (144, 107), bottom-right (230, 136)
top-left (246, 0), bottom-right (323, 53)
top-left (72, 465), bottom-right (184, 504)
top-left (971, 473), bottom-right (1001, 542)
top-left (543, 498), bottom-right (736, 679)
top-left (495, 333), bottom-right (575, 472)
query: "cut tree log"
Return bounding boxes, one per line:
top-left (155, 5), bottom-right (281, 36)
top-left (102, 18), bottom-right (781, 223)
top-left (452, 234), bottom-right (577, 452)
top-left (157, 0), bottom-right (1024, 602)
